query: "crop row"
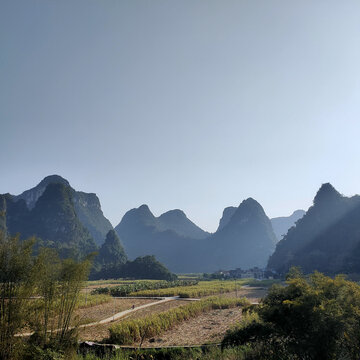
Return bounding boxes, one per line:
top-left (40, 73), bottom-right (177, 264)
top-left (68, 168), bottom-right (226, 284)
top-left (129, 280), bottom-right (250, 298)
top-left (91, 280), bottom-right (198, 297)
top-left (108, 296), bottom-right (249, 345)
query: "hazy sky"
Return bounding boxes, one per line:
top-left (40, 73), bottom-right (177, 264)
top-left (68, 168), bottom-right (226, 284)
top-left (1, 1), bottom-right (360, 232)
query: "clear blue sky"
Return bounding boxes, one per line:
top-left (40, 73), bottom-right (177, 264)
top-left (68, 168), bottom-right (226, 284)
top-left (1, 0), bottom-right (360, 232)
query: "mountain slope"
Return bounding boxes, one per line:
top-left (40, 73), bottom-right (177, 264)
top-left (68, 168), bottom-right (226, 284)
top-left (217, 206), bottom-right (237, 231)
top-left (15, 175), bottom-right (113, 246)
top-left (208, 198), bottom-right (277, 271)
top-left (268, 183), bottom-right (360, 274)
top-left (271, 210), bottom-right (306, 241)
top-left (3, 183), bottom-right (97, 259)
top-left (158, 209), bottom-right (209, 239)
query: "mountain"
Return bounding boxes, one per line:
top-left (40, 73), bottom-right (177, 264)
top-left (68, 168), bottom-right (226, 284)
top-left (2, 183), bottom-right (97, 259)
top-left (97, 229), bottom-right (127, 267)
top-left (0, 196), bottom-right (6, 233)
top-left (268, 183), bottom-right (360, 275)
top-left (1, 176), bottom-right (177, 280)
top-left (217, 206), bottom-right (237, 231)
top-left (15, 175), bottom-right (113, 246)
top-left (157, 209), bottom-right (209, 239)
top-left (207, 198), bottom-right (277, 271)
top-left (271, 210), bottom-right (306, 241)
top-left (15, 175), bottom-right (70, 209)
top-left (116, 199), bottom-right (277, 272)
top-left (115, 205), bottom-right (191, 271)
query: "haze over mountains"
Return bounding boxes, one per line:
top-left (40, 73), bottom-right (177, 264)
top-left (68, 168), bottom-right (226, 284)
top-left (268, 183), bottom-right (360, 275)
top-left (115, 198), bottom-right (278, 272)
top-left (0, 174), bottom-right (332, 274)
top-left (271, 210), bottom-right (306, 241)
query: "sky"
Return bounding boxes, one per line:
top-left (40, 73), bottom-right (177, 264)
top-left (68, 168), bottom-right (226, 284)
top-left (1, 0), bottom-right (360, 232)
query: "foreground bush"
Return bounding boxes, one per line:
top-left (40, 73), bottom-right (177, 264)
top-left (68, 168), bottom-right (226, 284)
top-left (109, 297), bottom-right (249, 345)
top-left (222, 268), bottom-right (360, 360)
top-left (78, 346), bottom-right (249, 360)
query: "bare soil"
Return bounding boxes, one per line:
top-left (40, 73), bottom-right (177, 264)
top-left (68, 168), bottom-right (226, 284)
top-left (139, 307), bottom-right (243, 347)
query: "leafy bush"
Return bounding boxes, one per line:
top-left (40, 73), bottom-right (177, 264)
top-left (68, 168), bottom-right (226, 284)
top-left (222, 268), bottom-right (360, 360)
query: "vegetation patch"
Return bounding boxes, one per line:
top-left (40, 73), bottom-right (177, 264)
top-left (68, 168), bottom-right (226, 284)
top-left (91, 280), bottom-right (198, 297)
top-left (130, 280), bottom-right (252, 298)
top-left (108, 296), bottom-right (249, 345)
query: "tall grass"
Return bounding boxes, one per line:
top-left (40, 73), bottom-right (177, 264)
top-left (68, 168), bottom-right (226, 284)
top-left (108, 296), bottom-right (249, 345)
top-left (91, 280), bottom-right (198, 297)
top-left (130, 280), bottom-right (251, 298)
top-left (76, 293), bottom-right (112, 309)
top-left (77, 346), bottom-right (248, 360)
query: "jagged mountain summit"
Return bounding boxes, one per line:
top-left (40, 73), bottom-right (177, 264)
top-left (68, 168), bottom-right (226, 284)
top-left (13, 175), bottom-right (113, 246)
top-left (217, 206), bottom-right (237, 231)
top-left (115, 198), bottom-right (277, 272)
top-left (271, 210), bottom-right (306, 241)
top-left (208, 198), bottom-right (277, 271)
top-left (2, 182), bottom-right (97, 259)
top-left (268, 183), bottom-right (360, 275)
top-left (114, 204), bottom-right (204, 270)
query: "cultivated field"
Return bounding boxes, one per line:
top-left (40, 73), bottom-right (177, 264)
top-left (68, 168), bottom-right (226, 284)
top-left (76, 280), bottom-right (268, 345)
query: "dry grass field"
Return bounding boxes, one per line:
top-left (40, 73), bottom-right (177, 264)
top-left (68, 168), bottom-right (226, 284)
top-left (139, 307), bottom-right (243, 347)
top-left (78, 299), bottom-right (187, 341)
top-left (74, 298), bottom-right (155, 325)
top-left (77, 283), bottom-right (267, 344)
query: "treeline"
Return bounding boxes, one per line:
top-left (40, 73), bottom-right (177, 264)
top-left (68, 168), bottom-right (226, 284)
top-left (0, 232), bottom-right (91, 360)
top-left (91, 255), bottom-right (177, 282)
top-left (91, 280), bottom-right (198, 297)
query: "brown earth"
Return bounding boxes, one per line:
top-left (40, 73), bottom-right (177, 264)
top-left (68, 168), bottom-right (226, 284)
top-left (139, 307), bottom-right (243, 347)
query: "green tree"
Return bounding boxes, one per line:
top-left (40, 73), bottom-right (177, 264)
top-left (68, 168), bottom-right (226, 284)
top-left (0, 233), bottom-right (36, 360)
top-left (223, 269), bottom-right (360, 360)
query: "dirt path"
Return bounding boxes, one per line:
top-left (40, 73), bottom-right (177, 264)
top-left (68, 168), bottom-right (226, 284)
top-left (20, 297), bottom-right (176, 337)
top-left (79, 297), bottom-right (175, 328)
top-left (78, 299), bottom-right (189, 341)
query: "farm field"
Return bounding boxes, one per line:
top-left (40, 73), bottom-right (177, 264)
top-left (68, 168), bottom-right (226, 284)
top-left (128, 280), bottom-right (253, 297)
top-left (77, 281), bottom-right (269, 344)
top-left (78, 299), bottom-right (188, 341)
top-left (74, 298), bottom-right (155, 325)
top-left (139, 307), bottom-right (243, 347)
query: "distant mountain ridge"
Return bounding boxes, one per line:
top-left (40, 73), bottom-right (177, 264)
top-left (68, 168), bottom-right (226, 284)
top-left (116, 198), bottom-right (277, 272)
top-left (268, 183), bottom-right (360, 275)
top-left (1, 175), bottom-right (176, 280)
